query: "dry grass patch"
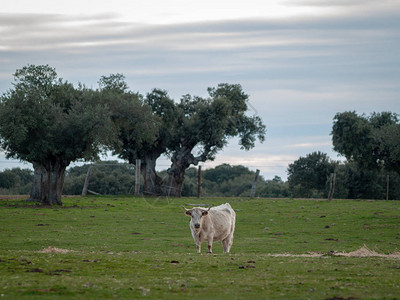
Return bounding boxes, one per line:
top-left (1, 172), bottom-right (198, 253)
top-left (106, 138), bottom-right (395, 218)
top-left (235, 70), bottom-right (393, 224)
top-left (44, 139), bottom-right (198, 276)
top-left (333, 244), bottom-right (400, 258)
top-left (38, 247), bottom-right (74, 254)
top-left (268, 245), bottom-right (400, 258)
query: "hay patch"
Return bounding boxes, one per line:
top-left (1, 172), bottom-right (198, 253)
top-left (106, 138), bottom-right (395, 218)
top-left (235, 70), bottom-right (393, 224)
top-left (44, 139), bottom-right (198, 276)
top-left (38, 247), bottom-right (73, 253)
top-left (333, 245), bottom-right (400, 258)
top-left (268, 245), bottom-right (400, 259)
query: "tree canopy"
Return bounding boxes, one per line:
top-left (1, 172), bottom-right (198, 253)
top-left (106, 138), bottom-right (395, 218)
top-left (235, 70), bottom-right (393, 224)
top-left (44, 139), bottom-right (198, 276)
top-left (0, 65), bottom-right (117, 204)
top-left (98, 74), bottom-right (159, 164)
top-left (0, 65), bottom-right (116, 166)
top-left (332, 111), bottom-right (400, 175)
top-left (287, 151), bottom-right (336, 198)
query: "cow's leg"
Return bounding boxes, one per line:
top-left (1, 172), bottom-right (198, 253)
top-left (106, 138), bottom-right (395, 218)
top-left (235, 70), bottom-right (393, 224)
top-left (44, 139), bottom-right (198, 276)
top-left (206, 233), bottom-right (214, 253)
top-left (222, 238), bottom-right (229, 253)
top-left (228, 235), bottom-right (234, 252)
top-left (207, 237), bottom-right (213, 253)
top-left (196, 242), bottom-right (201, 253)
top-left (225, 221), bottom-right (235, 253)
top-left (223, 232), bottom-right (234, 253)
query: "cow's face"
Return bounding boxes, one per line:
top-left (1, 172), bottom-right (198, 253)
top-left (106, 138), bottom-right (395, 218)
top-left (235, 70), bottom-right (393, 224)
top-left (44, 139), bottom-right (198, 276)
top-left (184, 207), bottom-right (209, 231)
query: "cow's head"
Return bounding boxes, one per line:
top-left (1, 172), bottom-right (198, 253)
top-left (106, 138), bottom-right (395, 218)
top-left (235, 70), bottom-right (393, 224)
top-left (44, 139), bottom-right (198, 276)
top-left (183, 206), bottom-right (210, 231)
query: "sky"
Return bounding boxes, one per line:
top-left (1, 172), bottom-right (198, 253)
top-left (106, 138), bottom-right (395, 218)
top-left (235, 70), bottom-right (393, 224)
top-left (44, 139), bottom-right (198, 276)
top-left (0, 0), bottom-right (399, 180)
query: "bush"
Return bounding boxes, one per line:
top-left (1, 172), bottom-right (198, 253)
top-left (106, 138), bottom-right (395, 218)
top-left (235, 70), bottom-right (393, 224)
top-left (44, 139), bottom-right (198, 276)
top-left (63, 161), bottom-right (136, 195)
top-left (0, 168), bottom-right (33, 194)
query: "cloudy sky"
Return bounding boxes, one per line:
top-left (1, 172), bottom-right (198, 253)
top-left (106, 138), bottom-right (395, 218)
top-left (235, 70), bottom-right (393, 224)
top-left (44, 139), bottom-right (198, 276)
top-left (1, 0), bottom-right (399, 180)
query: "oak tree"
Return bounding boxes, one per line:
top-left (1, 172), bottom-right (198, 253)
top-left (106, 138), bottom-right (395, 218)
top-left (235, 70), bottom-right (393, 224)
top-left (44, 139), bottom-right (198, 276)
top-left (287, 151), bottom-right (336, 198)
top-left (332, 111), bottom-right (400, 175)
top-left (166, 83), bottom-right (266, 197)
top-left (0, 65), bottom-right (116, 205)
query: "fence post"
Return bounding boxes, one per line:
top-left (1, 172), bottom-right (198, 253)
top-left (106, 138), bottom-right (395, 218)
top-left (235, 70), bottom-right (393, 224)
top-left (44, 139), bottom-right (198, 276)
top-left (135, 159), bottom-right (141, 196)
top-left (328, 173), bottom-right (336, 200)
top-left (197, 166), bottom-right (202, 198)
top-left (81, 165), bottom-right (93, 196)
top-left (250, 169), bottom-right (260, 198)
top-left (167, 176), bottom-right (173, 197)
top-left (386, 175), bottom-right (389, 200)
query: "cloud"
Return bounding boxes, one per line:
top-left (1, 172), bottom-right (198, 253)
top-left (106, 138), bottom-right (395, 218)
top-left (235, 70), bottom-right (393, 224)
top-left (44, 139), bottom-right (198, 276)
top-left (1, 10), bottom-right (398, 110)
top-left (2, 11), bottom-right (398, 55)
top-left (0, 0), bottom-right (350, 25)
top-left (288, 142), bottom-right (331, 149)
top-left (285, 0), bottom-right (400, 14)
top-left (198, 152), bottom-right (297, 179)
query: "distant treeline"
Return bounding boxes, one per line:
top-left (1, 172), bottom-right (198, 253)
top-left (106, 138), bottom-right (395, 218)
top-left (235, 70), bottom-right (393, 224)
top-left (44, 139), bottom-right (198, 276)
top-left (1, 160), bottom-right (399, 199)
top-left (0, 162), bottom-right (289, 198)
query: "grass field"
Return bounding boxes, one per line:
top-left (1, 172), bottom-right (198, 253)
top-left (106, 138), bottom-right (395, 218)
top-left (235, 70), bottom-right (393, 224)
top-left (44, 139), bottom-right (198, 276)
top-left (0, 196), bottom-right (399, 299)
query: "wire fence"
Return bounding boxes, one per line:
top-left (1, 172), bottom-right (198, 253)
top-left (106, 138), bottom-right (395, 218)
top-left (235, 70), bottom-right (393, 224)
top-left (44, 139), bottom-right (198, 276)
top-left (1, 160), bottom-right (399, 200)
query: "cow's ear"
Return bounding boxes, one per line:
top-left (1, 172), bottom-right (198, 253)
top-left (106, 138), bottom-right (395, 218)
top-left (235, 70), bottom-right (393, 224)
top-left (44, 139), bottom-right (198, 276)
top-left (202, 210), bottom-right (208, 216)
top-left (183, 206), bottom-right (191, 216)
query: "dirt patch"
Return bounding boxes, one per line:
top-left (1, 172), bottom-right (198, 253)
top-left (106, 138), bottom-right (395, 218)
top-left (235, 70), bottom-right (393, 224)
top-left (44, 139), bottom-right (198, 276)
top-left (38, 247), bottom-right (74, 254)
top-left (268, 252), bottom-right (324, 258)
top-left (0, 195), bottom-right (80, 200)
top-left (268, 245), bottom-right (400, 259)
top-left (0, 195), bottom-right (29, 200)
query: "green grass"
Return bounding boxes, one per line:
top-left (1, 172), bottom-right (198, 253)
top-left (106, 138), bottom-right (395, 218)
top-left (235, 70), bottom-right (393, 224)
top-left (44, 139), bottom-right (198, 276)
top-left (1, 196), bottom-right (400, 299)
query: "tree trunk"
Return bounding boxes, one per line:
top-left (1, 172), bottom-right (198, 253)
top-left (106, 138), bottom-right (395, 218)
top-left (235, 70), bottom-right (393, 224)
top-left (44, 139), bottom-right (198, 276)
top-left (135, 159), bottom-right (141, 196)
top-left (166, 144), bottom-right (212, 197)
top-left (140, 155), bottom-right (163, 196)
top-left (328, 173), bottom-right (336, 200)
top-left (166, 166), bottom-right (186, 197)
top-left (28, 161), bottom-right (67, 205)
top-left (166, 146), bottom-right (193, 197)
top-left (250, 169), bottom-right (260, 198)
top-left (81, 165), bottom-right (93, 196)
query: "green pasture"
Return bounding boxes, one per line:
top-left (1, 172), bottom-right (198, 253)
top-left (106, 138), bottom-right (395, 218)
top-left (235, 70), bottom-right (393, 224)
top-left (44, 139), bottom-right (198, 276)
top-left (0, 196), bottom-right (399, 299)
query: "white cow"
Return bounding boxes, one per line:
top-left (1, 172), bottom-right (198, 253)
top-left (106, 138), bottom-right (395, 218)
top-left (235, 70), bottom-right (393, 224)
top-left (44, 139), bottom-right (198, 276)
top-left (183, 203), bottom-right (236, 253)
